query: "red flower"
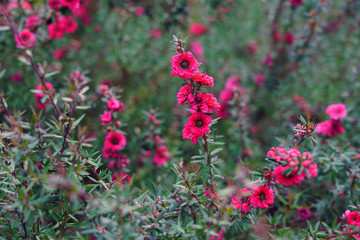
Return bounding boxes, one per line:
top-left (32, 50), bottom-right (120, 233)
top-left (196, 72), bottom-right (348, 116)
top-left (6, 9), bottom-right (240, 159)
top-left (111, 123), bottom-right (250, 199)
top-left (15, 29), bottom-right (36, 49)
top-left (189, 23), bottom-right (207, 35)
top-left (59, 16), bottom-right (78, 34)
top-left (192, 72), bottom-right (214, 87)
top-left (149, 28), bottom-right (162, 40)
top-left (25, 14), bottom-right (42, 29)
top-left (284, 32), bottom-right (295, 45)
top-left (190, 92), bottom-right (220, 114)
top-left (326, 103), bottom-right (347, 120)
top-left (290, 0), bottom-right (303, 7)
top-left (49, 0), bottom-right (61, 10)
top-left (171, 52), bottom-right (199, 79)
top-left (297, 207), bottom-right (311, 220)
top-left (101, 111), bottom-right (112, 125)
top-left (104, 132), bottom-right (126, 152)
top-left (107, 99), bottom-right (124, 111)
top-left (176, 82), bottom-right (195, 105)
top-left (59, 0), bottom-right (80, 10)
top-left (182, 112), bottom-right (212, 144)
top-left (47, 22), bottom-right (65, 39)
top-left (250, 185), bottom-right (274, 209)
top-left (273, 165), bottom-right (304, 187)
top-left (152, 146), bottom-right (170, 165)
top-left (231, 187), bottom-right (252, 212)
top-left (344, 210), bottom-right (360, 228)
top-left (316, 120), bottom-right (345, 137)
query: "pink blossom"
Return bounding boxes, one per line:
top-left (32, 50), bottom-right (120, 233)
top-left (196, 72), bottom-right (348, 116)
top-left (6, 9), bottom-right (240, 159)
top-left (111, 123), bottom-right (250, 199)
top-left (326, 103), bottom-right (347, 120)
top-left (189, 23), bottom-right (207, 35)
top-left (107, 99), bottom-right (124, 111)
top-left (15, 29), bottom-right (36, 49)
top-left (253, 73), bottom-right (265, 86)
top-left (101, 111), bottom-right (112, 125)
top-left (149, 28), bottom-right (162, 40)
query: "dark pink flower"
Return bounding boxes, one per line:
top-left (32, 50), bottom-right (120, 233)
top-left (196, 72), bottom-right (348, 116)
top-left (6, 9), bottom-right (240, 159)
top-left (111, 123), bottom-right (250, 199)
top-left (171, 52), bottom-right (199, 79)
top-left (149, 28), bottom-right (162, 40)
top-left (11, 72), bottom-right (22, 82)
top-left (112, 172), bottom-right (131, 184)
top-left (250, 185), bottom-right (274, 209)
top-left (152, 146), bottom-right (170, 165)
top-left (190, 41), bottom-right (204, 58)
top-left (59, 0), bottom-right (80, 10)
top-left (35, 82), bottom-right (54, 109)
top-left (49, 0), bottom-right (61, 10)
top-left (297, 207), bottom-right (311, 220)
top-left (316, 120), bottom-right (345, 137)
top-left (273, 165), bottom-right (304, 187)
top-left (182, 112), bottom-right (212, 144)
top-left (15, 29), bottom-right (36, 49)
top-left (344, 210), bottom-right (360, 228)
top-left (177, 82), bottom-right (195, 105)
top-left (189, 23), bottom-right (207, 35)
top-left (192, 72), bottom-right (214, 87)
top-left (107, 99), bottom-right (124, 111)
top-left (290, 0), bottom-right (303, 7)
top-left (231, 187), bottom-right (252, 212)
top-left (25, 14), bottom-right (42, 29)
top-left (253, 73), bottom-right (265, 86)
top-left (59, 16), bottom-right (78, 34)
top-left (284, 32), bottom-right (295, 45)
top-left (134, 6), bottom-right (145, 16)
top-left (104, 132), bottom-right (126, 152)
top-left (101, 111), bottom-right (112, 125)
top-left (53, 47), bottom-right (67, 59)
top-left (47, 22), bottom-right (65, 39)
top-left (326, 103), bottom-right (347, 120)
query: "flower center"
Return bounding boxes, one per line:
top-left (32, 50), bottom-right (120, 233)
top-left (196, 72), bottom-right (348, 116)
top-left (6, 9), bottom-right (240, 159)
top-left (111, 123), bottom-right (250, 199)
top-left (259, 193), bottom-right (266, 201)
top-left (240, 197), bottom-right (248, 203)
top-left (111, 137), bottom-right (119, 145)
top-left (195, 119), bottom-right (203, 127)
top-left (180, 60), bottom-right (190, 70)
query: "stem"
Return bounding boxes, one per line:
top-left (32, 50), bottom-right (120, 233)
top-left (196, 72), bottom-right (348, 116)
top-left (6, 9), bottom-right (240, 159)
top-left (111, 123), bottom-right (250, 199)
top-left (203, 135), bottom-right (213, 181)
top-left (15, 209), bottom-right (28, 239)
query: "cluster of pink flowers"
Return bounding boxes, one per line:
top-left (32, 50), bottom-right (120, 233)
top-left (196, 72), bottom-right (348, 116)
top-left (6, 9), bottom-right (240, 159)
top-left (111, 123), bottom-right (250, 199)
top-left (11, 0), bottom-right (90, 49)
top-left (98, 85), bottom-right (130, 181)
top-left (267, 147), bottom-right (318, 187)
top-left (171, 47), bottom-right (220, 144)
top-left (231, 184), bottom-right (275, 212)
top-left (146, 110), bottom-right (170, 166)
top-left (217, 75), bottom-right (249, 119)
top-left (316, 103), bottom-right (347, 137)
top-left (343, 210), bottom-right (360, 239)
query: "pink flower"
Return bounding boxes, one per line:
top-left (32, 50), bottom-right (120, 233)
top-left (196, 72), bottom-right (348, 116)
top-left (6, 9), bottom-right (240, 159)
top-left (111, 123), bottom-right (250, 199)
top-left (189, 23), bottom-right (207, 35)
top-left (273, 165), bottom-right (304, 187)
top-left (60, 0), bottom-right (80, 10)
top-left (59, 16), bottom-right (78, 34)
top-left (253, 73), bottom-right (265, 86)
top-left (182, 112), bottom-right (212, 144)
top-left (152, 146), bottom-right (170, 165)
top-left (104, 132), bottom-right (126, 152)
top-left (326, 103), bottom-right (347, 120)
top-left (25, 14), bottom-right (42, 29)
top-left (297, 207), bottom-right (311, 220)
top-left (342, 225), bottom-right (360, 240)
top-left (47, 22), bottom-right (65, 39)
top-left (15, 29), bottom-right (36, 49)
top-left (250, 185), bottom-right (274, 209)
top-left (284, 32), bottom-right (295, 45)
top-left (49, 0), bottom-right (61, 10)
top-left (190, 41), bottom-right (204, 58)
top-left (149, 28), bottom-right (162, 40)
top-left (192, 72), bottom-right (214, 87)
top-left (176, 82), bottom-right (194, 105)
top-left (344, 210), bottom-right (360, 228)
top-left (53, 47), bottom-right (67, 59)
top-left (290, 0), bottom-right (303, 7)
top-left (190, 92), bottom-right (220, 114)
top-left (20, 1), bottom-right (32, 10)
top-left (35, 82), bottom-right (54, 109)
top-left (316, 120), bottom-right (345, 137)
top-left (134, 6), bottom-right (145, 16)
top-left (171, 52), bottom-right (199, 79)
top-left (231, 187), bottom-right (252, 212)
top-left (11, 72), bottom-right (22, 82)
top-left (107, 99), bottom-right (124, 111)
top-left (248, 42), bottom-right (258, 55)
top-left (264, 55), bottom-right (273, 67)
top-left (101, 111), bottom-right (112, 125)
